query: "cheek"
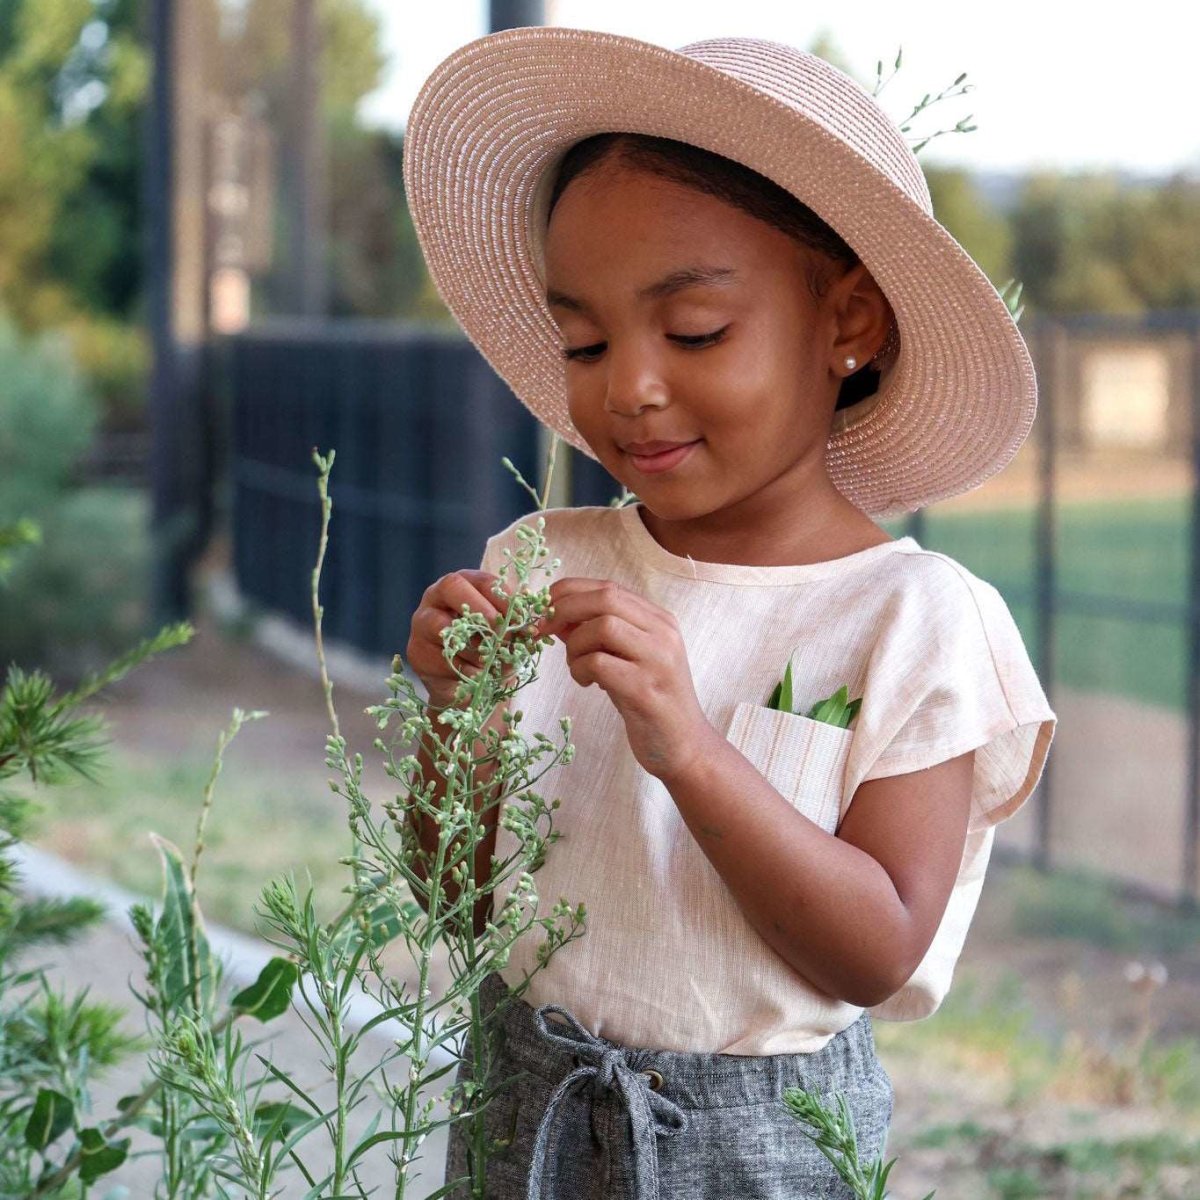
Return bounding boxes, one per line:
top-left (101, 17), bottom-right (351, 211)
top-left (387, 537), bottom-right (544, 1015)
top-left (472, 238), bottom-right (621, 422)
top-left (564, 382), bottom-right (613, 455)
top-left (565, 382), bottom-right (595, 432)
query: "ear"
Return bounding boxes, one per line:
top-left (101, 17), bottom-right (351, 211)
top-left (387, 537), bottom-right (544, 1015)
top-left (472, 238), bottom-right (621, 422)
top-left (827, 263), bottom-right (894, 375)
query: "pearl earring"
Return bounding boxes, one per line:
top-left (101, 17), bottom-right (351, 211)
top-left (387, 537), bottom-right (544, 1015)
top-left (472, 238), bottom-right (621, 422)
top-left (844, 356), bottom-right (858, 372)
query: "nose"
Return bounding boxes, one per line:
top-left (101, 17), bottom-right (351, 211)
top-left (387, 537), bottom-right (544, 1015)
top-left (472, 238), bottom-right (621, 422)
top-left (603, 340), bottom-right (669, 417)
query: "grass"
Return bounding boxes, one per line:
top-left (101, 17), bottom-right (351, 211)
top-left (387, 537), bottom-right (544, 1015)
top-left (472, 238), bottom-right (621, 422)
top-left (908, 1123), bottom-right (1200, 1198)
top-left (875, 858), bottom-right (1200, 1119)
top-left (877, 961), bottom-right (1200, 1195)
top-left (880, 494), bottom-right (1194, 713)
top-left (19, 744), bottom-right (353, 933)
top-left (1005, 862), bottom-right (1200, 956)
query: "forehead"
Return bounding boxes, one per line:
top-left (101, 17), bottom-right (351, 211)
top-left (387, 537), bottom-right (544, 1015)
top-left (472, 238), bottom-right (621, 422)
top-left (543, 166), bottom-right (807, 297)
top-left (546, 166), bottom-right (762, 250)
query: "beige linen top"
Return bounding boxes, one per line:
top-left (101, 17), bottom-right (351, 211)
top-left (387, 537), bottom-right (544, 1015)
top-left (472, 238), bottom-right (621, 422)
top-left (481, 502), bottom-right (1057, 1055)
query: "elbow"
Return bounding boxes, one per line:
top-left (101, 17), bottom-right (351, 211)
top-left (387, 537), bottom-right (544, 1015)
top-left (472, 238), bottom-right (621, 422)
top-left (859, 936), bottom-right (921, 1003)
top-left (838, 936), bottom-right (922, 1009)
top-left (839, 973), bottom-right (901, 1010)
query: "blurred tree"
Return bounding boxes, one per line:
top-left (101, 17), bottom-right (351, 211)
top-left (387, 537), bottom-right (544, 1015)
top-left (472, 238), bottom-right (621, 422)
top-left (925, 165), bottom-right (1012, 287)
top-left (44, 0), bottom-right (149, 322)
top-left (0, 0), bottom-right (390, 330)
top-left (215, 0), bottom-right (385, 118)
top-left (0, 0), bottom-right (104, 330)
top-left (1124, 172), bottom-right (1200, 310)
top-left (1010, 169), bottom-right (1200, 314)
top-left (210, 0), bottom-right (408, 318)
top-left (327, 118), bottom-right (425, 318)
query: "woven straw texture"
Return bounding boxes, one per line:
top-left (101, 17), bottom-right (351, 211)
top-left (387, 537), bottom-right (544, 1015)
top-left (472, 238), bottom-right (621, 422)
top-left (402, 26), bottom-right (1038, 517)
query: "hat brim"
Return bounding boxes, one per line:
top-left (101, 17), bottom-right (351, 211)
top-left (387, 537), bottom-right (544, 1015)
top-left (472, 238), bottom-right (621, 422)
top-left (402, 26), bottom-right (1037, 518)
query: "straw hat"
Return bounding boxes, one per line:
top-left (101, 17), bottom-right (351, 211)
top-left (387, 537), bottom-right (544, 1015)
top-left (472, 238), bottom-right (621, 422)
top-left (402, 26), bottom-right (1037, 518)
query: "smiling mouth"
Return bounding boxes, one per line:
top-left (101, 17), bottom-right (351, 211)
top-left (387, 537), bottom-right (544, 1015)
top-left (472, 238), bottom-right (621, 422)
top-left (623, 440), bottom-right (702, 474)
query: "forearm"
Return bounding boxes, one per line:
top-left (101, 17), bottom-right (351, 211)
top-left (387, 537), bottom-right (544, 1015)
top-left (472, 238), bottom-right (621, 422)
top-left (661, 727), bottom-right (913, 1007)
top-left (408, 698), bottom-right (508, 940)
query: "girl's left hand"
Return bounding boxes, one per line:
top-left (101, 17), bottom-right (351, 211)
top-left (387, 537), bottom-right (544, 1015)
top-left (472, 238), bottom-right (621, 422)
top-left (536, 577), bottom-right (715, 783)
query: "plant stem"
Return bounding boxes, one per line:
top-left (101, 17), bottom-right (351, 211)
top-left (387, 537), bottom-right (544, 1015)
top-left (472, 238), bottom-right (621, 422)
top-left (311, 448), bottom-right (341, 742)
top-left (29, 1011), bottom-right (237, 1197)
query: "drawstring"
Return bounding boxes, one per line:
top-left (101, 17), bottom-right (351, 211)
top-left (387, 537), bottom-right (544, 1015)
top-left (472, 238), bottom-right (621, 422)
top-left (525, 1004), bottom-right (687, 1200)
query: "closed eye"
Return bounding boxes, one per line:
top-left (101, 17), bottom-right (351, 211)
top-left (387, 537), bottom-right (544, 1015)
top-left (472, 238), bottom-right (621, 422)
top-left (560, 326), bottom-right (730, 363)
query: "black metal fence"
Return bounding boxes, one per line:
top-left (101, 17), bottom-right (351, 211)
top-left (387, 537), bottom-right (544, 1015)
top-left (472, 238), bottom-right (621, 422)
top-left (223, 311), bottom-right (1200, 907)
top-left (223, 320), bottom-right (542, 657)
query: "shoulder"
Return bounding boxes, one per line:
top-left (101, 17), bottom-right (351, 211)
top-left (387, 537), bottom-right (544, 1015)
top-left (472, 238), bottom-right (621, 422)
top-left (876, 542), bottom-right (1019, 655)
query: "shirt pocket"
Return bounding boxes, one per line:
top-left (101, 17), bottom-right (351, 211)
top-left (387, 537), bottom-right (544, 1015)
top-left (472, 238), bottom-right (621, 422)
top-left (725, 701), bottom-right (853, 834)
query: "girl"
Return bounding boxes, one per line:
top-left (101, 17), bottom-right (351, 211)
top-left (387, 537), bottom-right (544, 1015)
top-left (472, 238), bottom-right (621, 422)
top-left (402, 27), bottom-right (1057, 1200)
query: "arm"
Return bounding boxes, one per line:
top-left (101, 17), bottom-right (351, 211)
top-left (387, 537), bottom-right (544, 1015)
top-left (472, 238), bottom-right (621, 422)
top-left (660, 732), bottom-right (975, 1007)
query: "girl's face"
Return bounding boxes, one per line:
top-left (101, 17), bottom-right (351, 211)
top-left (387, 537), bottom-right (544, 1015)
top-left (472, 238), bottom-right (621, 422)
top-left (542, 162), bottom-right (892, 561)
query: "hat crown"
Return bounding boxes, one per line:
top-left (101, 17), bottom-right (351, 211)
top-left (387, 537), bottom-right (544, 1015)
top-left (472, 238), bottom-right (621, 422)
top-left (675, 37), bottom-right (933, 216)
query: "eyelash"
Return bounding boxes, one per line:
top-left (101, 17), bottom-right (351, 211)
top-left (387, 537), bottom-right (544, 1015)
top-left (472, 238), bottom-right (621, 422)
top-left (560, 326), bottom-right (730, 363)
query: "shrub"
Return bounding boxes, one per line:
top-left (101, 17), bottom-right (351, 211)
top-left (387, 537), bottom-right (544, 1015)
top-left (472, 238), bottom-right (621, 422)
top-left (0, 313), bottom-right (149, 679)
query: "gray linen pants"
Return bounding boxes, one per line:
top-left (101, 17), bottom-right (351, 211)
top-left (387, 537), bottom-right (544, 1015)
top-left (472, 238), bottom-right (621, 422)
top-left (443, 972), bottom-right (894, 1199)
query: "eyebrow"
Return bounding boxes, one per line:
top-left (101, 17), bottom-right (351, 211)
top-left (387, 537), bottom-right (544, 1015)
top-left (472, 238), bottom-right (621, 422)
top-left (545, 265), bottom-right (740, 314)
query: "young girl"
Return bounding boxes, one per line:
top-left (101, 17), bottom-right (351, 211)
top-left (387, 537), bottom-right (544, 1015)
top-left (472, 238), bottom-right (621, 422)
top-left (402, 27), bottom-right (1057, 1199)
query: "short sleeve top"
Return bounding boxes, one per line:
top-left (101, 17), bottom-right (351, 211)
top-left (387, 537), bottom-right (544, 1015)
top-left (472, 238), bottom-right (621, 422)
top-left (479, 502), bottom-right (1057, 1054)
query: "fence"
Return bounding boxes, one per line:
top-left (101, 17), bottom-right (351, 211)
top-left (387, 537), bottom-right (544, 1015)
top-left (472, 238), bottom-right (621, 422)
top-left (222, 320), bottom-right (542, 657)
top-left (223, 311), bottom-right (1200, 907)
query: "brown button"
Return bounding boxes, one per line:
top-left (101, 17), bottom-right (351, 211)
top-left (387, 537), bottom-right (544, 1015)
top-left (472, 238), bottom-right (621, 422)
top-left (640, 1069), bottom-right (664, 1091)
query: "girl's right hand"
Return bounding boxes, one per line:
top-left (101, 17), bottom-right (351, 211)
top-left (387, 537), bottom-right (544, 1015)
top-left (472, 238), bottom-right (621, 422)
top-left (406, 570), bottom-right (528, 709)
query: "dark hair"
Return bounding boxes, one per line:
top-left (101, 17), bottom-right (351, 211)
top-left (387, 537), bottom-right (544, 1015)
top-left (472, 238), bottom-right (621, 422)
top-left (546, 132), bottom-right (888, 410)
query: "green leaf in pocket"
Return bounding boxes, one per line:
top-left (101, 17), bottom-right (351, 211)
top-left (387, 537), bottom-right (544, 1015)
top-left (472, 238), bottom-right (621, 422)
top-left (766, 663), bottom-right (861, 729)
top-left (767, 660), bottom-right (795, 712)
top-left (805, 684), bottom-right (861, 729)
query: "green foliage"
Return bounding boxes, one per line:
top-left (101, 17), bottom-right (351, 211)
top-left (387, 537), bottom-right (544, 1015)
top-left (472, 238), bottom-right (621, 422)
top-left (926, 166), bottom-right (1014, 285)
top-left (0, 586), bottom-right (192, 1198)
top-left (10, 446), bottom-right (583, 1198)
top-left (0, 313), bottom-right (153, 676)
top-left (0, 314), bottom-right (96, 516)
top-left (1011, 170), bottom-right (1200, 314)
top-left (783, 1083), bottom-right (934, 1199)
top-left (1009, 863), bottom-right (1200, 956)
top-left (0, 0), bottom-right (150, 330)
top-left (228, 956), bottom-right (298, 1023)
top-left (58, 312), bottom-right (151, 429)
top-left (328, 121), bottom-right (428, 319)
top-left (0, 519), bottom-right (39, 583)
top-left (24, 1089), bottom-right (74, 1152)
top-left (0, 486), bottom-right (152, 677)
top-left (0, 621), bottom-right (193, 789)
top-left (149, 835), bottom-right (219, 1020)
top-left (41, 0), bottom-right (150, 324)
top-left (767, 666), bottom-right (863, 729)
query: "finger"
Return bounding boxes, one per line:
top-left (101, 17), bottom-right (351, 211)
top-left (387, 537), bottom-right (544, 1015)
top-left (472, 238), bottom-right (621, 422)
top-left (540, 581), bottom-right (655, 639)
top-left (561, 613), bottom-right (650, 666)
top-left (439, 570), bottom-right (509, 626)
top-left (569, 649), bottom-right (641, 693)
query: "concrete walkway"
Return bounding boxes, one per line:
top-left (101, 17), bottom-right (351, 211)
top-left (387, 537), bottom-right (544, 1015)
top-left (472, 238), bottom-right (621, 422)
top-left (16, 844), bottom-right (459, 1198)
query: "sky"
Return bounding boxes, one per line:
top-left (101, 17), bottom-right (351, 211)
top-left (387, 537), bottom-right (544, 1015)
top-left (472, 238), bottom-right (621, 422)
top-left (359, 0), bottom-right (1200, 177)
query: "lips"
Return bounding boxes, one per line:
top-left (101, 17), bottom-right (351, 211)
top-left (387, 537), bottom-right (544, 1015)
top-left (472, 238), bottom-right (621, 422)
top-left (620, 439), bottom-right (701, 455)
top-left (624, 439), bottom-right (700, 474)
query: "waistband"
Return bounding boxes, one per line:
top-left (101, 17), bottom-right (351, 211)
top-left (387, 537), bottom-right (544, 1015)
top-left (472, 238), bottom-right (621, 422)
top-left (474, 972), bottom-right (880, 1200)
